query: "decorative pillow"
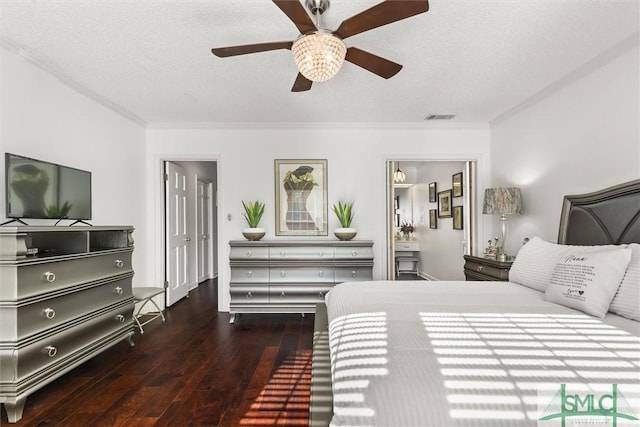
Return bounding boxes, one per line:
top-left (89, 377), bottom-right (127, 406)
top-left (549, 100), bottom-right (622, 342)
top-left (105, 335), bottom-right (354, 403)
top-left (544, 248), bottom-right (632, 318)
top-left (608, 243), bottom-right (640, 321)
top-left (509, 237), bottom-right (570, 292)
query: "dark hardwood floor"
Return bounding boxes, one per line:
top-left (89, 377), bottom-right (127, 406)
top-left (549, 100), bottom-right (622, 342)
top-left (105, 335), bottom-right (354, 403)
top-left (2, 279), bottom-right (315, 427)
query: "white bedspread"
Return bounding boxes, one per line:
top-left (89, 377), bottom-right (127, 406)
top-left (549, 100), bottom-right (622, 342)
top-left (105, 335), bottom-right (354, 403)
top-left (325, 281), bottom-right (640, 427)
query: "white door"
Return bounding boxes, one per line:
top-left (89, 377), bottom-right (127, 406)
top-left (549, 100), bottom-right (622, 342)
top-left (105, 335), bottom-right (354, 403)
top-left (166, 161), bottom-right (189, 306)
top-left (197, 178), bottom-right (213, 283)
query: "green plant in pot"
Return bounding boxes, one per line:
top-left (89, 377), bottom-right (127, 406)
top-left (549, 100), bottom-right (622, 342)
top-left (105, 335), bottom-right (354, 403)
top-left (332, 201), bottom-right (356, 241)
top-left (242, 200), bottom-right (265, 241)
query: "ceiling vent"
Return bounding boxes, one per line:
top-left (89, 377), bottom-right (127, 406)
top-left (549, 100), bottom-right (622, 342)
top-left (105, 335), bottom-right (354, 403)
top-left (425, 114), bottom-right (456, 121)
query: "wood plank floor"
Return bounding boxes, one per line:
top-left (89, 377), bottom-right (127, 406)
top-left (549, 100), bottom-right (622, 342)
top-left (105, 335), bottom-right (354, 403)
top-left (2, 279), bottom-right (315, 426)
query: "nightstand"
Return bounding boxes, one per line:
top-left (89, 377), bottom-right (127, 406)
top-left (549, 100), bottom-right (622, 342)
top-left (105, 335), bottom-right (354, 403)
top-left (463, 255), bottom-right (513, 281)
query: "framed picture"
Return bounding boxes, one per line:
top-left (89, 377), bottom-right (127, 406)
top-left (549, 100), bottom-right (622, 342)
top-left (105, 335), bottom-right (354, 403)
top-left (429, 209), bottom-right (437, 229)
top-left (438, 189), bottom-right (453, 218)
top-left (453, 205), bottom-right (463, 230)
top-left (452, 172), bottom-right (463, 197)
top-left (275, 159), bottom-right (328, 236)
top-left (428, 182), bottom-right (437, 203)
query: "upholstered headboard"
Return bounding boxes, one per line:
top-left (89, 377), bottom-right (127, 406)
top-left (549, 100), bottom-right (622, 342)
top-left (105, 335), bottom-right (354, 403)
top-left (558, 180), bottom-right (640, 245)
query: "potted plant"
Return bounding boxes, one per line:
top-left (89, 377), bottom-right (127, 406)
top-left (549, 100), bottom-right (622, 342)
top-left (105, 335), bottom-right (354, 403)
top-left (332, 201), bottom-right (357, 241)
top-left (242, 200), bottom-right (265, 241)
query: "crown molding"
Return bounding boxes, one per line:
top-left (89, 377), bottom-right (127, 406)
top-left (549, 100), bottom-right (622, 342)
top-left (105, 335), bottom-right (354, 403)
top-left (2, 37), bottom-right (147, 127)
top-left (145, 121), bottom-right (490, 130)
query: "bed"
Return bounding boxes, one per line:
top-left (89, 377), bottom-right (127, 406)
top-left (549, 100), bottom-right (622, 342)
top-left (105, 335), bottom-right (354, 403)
top-left (310, 180), bottom-right (640, 426)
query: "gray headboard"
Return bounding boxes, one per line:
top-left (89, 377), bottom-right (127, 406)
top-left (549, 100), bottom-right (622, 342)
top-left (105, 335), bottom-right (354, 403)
top-left (558, 180), bottom-right (640, 245)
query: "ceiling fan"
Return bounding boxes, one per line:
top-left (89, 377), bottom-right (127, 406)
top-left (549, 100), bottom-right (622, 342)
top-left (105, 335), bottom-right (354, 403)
top-left (211, 0), bottom-right (429, 92)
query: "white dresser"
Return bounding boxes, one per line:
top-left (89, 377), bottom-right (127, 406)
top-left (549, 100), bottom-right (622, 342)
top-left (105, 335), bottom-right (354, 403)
top-left (0, 226), bottom-right (135, 422)
top-left (229, 240), bottom-right (374, 323)
top-left (395, 239), bottom-right (420, 276)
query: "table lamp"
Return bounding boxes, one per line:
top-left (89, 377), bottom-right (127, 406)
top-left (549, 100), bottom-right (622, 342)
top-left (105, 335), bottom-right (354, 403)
top-left (483, 187), bottom-right (523, 261)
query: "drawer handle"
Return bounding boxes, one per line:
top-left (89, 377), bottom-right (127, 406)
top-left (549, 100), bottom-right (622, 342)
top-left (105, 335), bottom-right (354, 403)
top-left (352, 270), bottom-right (357, 277)
top-left (44, 346), bottom-right (57, 358)
top-left (318, 271), bottom-right (324, 277)
top-left (280, 271), bottom-right (286, 277)
top-left (246, 291), bottom-right (252, 299)
top-left (477, 265), bottom-right (484, 272)
top-left (115, 314), bottom-right (126, 323)
top-left (42, 308), bottom-right (56, 320)
top-left (114, 286), bottom-right (124, 295)
top-left (246, 250), bottom-right (252, 257)
top-left (319, 291), bottom-right (324, 298)
top-left (352, 251), bottom-right (358, 257)
top-left (280, 252), bottom-right (286, 257)
top-left (43, 271), bottom-right (56, 283)
top-left (318, 251), bottom-right (323, 257)
top-left (114, 259), bottom-right (124, 268)
top-left (280, 291), bottom-right (286, 297)
top-left (247, 271), bottom-right (253, 278)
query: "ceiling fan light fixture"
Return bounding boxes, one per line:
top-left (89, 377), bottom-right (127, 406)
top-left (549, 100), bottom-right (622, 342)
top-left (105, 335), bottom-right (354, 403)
top-left (292, 31), bottom-right (346, 82)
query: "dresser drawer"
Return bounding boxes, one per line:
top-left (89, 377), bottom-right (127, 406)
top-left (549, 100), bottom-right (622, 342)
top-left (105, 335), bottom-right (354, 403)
top-left (270, 285), bottom-right (331, 304)
top-left (334, 246), bottom-right (373, 260)
top-left (4, 251), bottom-right (133, 300)
top-left (335, 267), bottom-right (373, 282)
top-left (5, 303), bottom-right (133, 383)
top-left (229, 285), bottom-right (269, 305)
top-left (230, 267), bottom-right (269, 283)
top-left (229, 246), bottom-right (269, 261)
top-left (270, 246), bottom-right (333, 260)
top-left (3, 276), bottom-right (133, 341)
top-left (463, 258), bottom-right (511, 281)
top-left (269, 267), bottom-right (334, 283)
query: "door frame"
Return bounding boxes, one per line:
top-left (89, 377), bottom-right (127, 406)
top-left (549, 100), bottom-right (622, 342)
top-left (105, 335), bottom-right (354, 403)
top-left (384, 155), bottom-right (485, 280)
top-left (151, 154), bottom-right (222, 310)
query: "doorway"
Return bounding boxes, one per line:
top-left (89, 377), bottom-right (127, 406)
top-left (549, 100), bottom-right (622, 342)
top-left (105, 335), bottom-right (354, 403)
top-left (163, 160), bottom-right (218, 307)
top-left (387, 160), bottom-right (476, 281)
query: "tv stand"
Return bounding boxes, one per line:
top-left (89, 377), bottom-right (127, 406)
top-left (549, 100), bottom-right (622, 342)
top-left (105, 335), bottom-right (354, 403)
top-left (0, 218), bottom-right (28, 226)
top-left (69, 219), bottom-right (92, 226)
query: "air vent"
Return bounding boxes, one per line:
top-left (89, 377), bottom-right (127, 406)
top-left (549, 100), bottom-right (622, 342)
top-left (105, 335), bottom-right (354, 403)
top-left (425, 114), bottom-right (456, 121)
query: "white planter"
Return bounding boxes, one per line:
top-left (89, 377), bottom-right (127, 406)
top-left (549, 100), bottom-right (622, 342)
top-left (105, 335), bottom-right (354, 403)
top-left (334, 227), bottom-right (357, 241)
top-left (242, 227), bottom-right (265, 241)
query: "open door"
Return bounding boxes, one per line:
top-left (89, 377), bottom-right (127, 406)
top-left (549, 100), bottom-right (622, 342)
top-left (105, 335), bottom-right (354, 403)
top-left (165, 161), bottom-right (189, 306)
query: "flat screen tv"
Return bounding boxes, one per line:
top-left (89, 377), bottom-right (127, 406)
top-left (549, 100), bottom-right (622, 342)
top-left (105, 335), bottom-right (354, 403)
top-left (5, 153), bottom-right (91, 221)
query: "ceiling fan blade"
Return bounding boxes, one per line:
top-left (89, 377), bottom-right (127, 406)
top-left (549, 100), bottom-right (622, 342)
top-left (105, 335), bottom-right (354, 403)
top-left (211, 41), bottom-right (293, 57)
top-left (292, 73), bottom-right (313, 92)
top-left (345, 47), bottom-right (402, 79)
top-left (273, 0), bottom-right (317, 34)
top-left (335, 0), bottom-right (429, 40)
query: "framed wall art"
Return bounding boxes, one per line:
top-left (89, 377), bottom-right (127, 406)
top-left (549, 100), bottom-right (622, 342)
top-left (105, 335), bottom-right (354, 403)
top-left (429, 209), bottom-right (437, 229)
top-left (275, 159), bottom-right (328, 236)
top-left (429, 182), bottom-right (437, 203)
top-left (452, 172), bottom-right (463, 197)
top-left (438, 189), bottom-right (453, 218)
top-left (453, 205), bottom-right (463, 230)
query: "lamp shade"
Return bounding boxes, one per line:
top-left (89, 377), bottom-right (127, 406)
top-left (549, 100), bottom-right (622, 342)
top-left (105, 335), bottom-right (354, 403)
top-left (291, 31), bottom-right (346, 82)
top-left (483, 187), bottom-right (524, 215)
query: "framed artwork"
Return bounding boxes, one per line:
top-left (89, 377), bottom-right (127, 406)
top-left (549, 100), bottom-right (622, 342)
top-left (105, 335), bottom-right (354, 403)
top-left (452, 172), bottom-right (463, 197)
top-left (428, 182), bottom-right (437, 203)
top-left (453, 205), bottom-right (463, 230)
top-left (275, 159), bottom-right (328, 236)
top-left (429, 209), bottom-right (437, 229)
top-left (438, 189), bottom-right (453, 218)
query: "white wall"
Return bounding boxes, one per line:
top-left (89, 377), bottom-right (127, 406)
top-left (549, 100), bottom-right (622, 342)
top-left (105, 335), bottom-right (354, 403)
top-left (146, 126), bottom-right (491, 311)
top-left (412, 161), bottom-right (467, 280)
top-left (0, 46), bottom-right (150, 283)
top-left (491, 38), bottom-right (640, 250)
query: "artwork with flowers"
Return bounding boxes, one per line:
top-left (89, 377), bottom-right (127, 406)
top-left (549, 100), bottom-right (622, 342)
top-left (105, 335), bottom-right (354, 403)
top-left (275, 159), bottom-right (328, 236)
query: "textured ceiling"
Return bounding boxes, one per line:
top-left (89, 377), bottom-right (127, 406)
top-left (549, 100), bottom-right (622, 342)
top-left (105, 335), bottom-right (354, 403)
top-left (1, 0), bottom-right (638, 125)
